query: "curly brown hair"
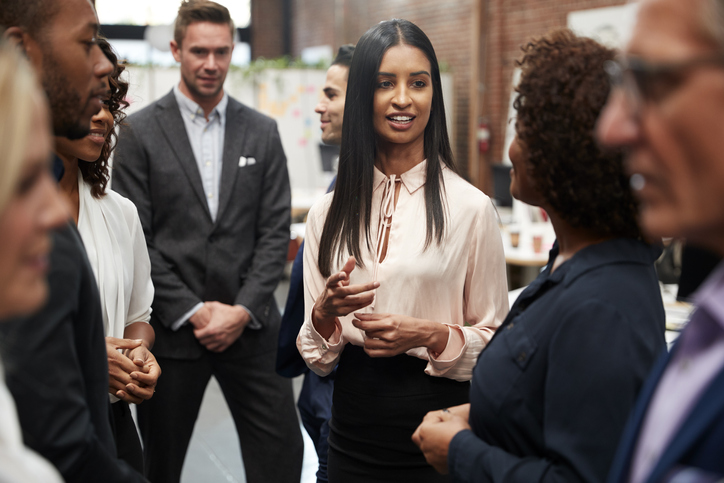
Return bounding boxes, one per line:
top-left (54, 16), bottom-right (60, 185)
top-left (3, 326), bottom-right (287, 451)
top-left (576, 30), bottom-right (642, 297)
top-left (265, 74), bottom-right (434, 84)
top-left (514, 29), bottom-right (640, 239)
top-left (78, 38), bottom-right (129, 198)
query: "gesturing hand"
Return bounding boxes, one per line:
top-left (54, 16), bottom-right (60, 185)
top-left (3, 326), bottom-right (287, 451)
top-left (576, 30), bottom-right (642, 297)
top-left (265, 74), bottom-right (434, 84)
top-left (193, 301), bottom-right (249, 353)
top-left (352, 313), bottom-right (449, 357)
top-left (412, 404), bottom-right (472, 474)
top-left (313, 256), bottom-right (379, 339)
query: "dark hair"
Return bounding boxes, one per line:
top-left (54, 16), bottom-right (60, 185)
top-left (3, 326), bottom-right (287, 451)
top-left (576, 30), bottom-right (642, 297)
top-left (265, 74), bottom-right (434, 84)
top-left (174, 0), bottom-right (235, 47)
top-left (78, 38), bottom-right (129, 198)
top-left (514, 29), bottom-right (640, 239)
top-left (0, 0), bottom-right (60, 39)
top-left (331, 44), bottom-right (355, 68)
top-left (317, 19), bottom-right (456, 277)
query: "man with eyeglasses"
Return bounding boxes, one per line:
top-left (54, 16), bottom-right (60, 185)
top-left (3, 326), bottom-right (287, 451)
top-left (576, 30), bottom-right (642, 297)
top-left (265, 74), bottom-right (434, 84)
top-left (597, 0), bottom-right (724, 481)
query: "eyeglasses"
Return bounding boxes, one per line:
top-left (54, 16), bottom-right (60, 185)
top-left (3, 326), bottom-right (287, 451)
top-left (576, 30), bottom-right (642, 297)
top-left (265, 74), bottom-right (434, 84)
top-left (604, 54), bottom-right (724, 116)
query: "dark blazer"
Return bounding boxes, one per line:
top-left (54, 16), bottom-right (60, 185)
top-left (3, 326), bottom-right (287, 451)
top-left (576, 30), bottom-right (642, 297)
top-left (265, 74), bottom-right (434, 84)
top-left (0, 224), bottom-right (146, 482)
top-left (113, 90), bottom-right (291, 359)
top-left (276, 243), bottom-right (308, 377)
top-left (607, 346), bottom-right (724, 482)
top-left (448, 238), bottom-right (666, 483)
top-left (276, 241), bottom-right (335, 453)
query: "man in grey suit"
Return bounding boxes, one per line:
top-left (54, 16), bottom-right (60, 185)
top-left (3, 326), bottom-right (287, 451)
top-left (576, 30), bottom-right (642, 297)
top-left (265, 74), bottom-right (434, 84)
top-left (112, 1), bottom-right (303, 482)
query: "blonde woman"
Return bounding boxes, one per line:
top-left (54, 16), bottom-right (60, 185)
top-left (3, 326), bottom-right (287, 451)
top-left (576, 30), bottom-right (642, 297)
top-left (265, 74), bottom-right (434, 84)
top-left (0, 41), bottom-right (67, 483)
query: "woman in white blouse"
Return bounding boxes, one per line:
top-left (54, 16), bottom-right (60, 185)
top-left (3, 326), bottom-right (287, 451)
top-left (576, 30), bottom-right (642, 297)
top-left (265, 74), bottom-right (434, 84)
top-left (297, 19), bottom-right (508, 482)
top-left (54, 39), bottom-right (159, 473)
top-left (0, 42), bottom-right (65, 483)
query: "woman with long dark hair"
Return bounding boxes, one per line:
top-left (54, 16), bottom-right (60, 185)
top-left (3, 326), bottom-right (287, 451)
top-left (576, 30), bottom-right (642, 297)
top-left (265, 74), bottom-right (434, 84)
top-left (54, 39), bottom-right (159, 473)
top-left (412, 29), bottom-right (666, 483)
top-left (298, 19), bottom-right (508, 482)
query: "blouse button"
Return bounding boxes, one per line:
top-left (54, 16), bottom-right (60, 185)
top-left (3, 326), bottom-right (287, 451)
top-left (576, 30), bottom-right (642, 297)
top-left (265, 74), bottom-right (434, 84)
top-left (507, 323), bottom-right (515, 330)
top-left (321, 343), bottom-right (328, 351)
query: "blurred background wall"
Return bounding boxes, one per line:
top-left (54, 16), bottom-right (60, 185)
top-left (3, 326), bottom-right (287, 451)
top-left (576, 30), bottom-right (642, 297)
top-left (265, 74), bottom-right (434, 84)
top-left (97, 0), bottom-right (635, 200)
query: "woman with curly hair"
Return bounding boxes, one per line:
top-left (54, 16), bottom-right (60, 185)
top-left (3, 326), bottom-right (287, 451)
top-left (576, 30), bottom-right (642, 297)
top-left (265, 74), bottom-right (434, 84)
top-left (54, 38), bottom-right (159, 473)
top-left (413, 29), bottom-right (666, 483)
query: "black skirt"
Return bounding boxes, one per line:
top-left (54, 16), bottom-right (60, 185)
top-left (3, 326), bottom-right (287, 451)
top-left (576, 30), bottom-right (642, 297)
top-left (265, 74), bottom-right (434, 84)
top-left (327, 344), bottom-right (470, 483)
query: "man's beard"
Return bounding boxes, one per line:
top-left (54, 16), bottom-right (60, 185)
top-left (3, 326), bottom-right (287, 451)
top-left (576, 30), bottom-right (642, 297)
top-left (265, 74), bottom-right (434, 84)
top-left (182, 72), bottom-right (223, 100)
top-left (41, 54), bottom-right (93, 140)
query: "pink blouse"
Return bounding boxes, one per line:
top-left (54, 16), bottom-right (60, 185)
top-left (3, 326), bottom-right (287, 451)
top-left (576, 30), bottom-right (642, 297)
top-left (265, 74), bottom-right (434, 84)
top-left (297, 161), bottom-right (509, 381)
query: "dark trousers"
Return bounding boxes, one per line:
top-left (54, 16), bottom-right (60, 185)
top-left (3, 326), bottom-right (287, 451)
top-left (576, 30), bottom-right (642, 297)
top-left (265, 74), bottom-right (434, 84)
top-left (137, 347), bottom-right (304, 483)
top-left (297, 371), bottom-right (334, 483)
top-left (109, 400), bottom-right (144, 474)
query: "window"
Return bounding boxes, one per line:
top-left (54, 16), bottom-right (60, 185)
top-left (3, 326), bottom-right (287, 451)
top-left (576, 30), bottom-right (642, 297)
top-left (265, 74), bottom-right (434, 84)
top-left (95, 0), bottom-right (251, 66)
top-left (95, 0), bottom-right (250, 27)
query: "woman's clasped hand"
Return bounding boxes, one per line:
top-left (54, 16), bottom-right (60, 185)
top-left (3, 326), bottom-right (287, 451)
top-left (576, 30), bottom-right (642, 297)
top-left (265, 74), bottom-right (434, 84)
top-left (352, 313), bottom-right (449, 357)
top-left (106, 337), bottom-right (160, 403)
top-left (412, 404), bottom-right (472, 474)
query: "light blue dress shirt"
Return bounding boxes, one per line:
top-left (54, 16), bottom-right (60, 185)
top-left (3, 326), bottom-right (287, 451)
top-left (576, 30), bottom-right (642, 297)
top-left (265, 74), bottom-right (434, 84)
top-left (173, 83), bottom-right (228, 221)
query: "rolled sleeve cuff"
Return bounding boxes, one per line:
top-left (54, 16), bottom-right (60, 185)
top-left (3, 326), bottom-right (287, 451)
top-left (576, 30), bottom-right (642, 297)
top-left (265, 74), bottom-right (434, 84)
top-left (296, 317), bottom-right (344, 376)
top-left (171, 302), bottom-right (204, 331)
top-left (425, 325), bottom-right (477, 381)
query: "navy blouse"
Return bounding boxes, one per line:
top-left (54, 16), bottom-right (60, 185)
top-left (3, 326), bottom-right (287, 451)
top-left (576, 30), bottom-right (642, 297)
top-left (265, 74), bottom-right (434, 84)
top-left (448, 238), bottom-right (666, 483)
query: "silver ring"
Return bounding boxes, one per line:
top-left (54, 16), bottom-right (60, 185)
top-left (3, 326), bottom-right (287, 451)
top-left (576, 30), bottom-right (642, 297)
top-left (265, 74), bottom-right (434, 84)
top-left (441, 408), bottom-right (449, 413)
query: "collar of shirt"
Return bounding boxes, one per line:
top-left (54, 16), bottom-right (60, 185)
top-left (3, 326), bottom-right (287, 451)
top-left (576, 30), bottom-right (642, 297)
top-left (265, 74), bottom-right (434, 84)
top-left (559, 238), bottom-right (662, 288)
top-left (173, 83), bottom-right (229, 125)
top-left (53, 154), bottom-right (65, 182)
top-left (676, 261), bottom-right (724, 356)
top-left (372, 159), bottom-right (439, 195)
top-left (691, 261), bottom-right (724, 330)
top-left (510, 238), bottom-right (660, 317)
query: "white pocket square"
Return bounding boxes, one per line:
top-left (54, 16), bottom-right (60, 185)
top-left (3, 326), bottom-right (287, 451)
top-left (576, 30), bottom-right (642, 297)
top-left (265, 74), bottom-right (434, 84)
top-left (238, 156), bottom-right (256, 167)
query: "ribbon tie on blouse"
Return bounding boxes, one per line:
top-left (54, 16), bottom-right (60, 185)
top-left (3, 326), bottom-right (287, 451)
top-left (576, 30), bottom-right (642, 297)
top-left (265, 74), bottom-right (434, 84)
top-left (369, 175), bottom-right (401, 311)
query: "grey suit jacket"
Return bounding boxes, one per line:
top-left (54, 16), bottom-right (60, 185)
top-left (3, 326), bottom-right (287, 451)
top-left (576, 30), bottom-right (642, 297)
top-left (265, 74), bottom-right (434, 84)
top-left (113, 90), bottom-right (291, 359)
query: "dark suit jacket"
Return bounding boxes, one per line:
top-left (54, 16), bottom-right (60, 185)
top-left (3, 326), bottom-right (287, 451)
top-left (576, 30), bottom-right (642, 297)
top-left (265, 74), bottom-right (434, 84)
top-left (448, 238), bottom-right (666, 483)
top-left (607, 346), bottom-right (724, 483)
top-left (276, 241), bottom-right (334, 456)
top-left (0, 224), bottom-right (146, 482)
top-left (276, 242), bottom-right (309, 378)
top-left (276, 176), bottom-right (336, 378)
top-left (113, 90), bottom-right (291, 359)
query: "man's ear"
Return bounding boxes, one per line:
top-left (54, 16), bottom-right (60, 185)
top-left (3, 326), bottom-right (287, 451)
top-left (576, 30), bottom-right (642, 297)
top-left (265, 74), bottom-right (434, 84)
top-left (9, 30), bottom-right (44, 73)
top-left (2, 27), bottom-right (42, 73)
top-left (2, 26), bottom-right (26, 52)
top-left (170, 40), bottom-right (182, 63)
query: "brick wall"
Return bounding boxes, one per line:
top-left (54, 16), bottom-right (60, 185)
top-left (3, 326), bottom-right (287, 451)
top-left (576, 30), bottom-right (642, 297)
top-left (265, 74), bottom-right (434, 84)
top-left (482, 0), bottom-right (626, 186)
top-left (251, 0), bottom-right (286, 59)
top-left (291, 0), bottom-right (335, 50)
